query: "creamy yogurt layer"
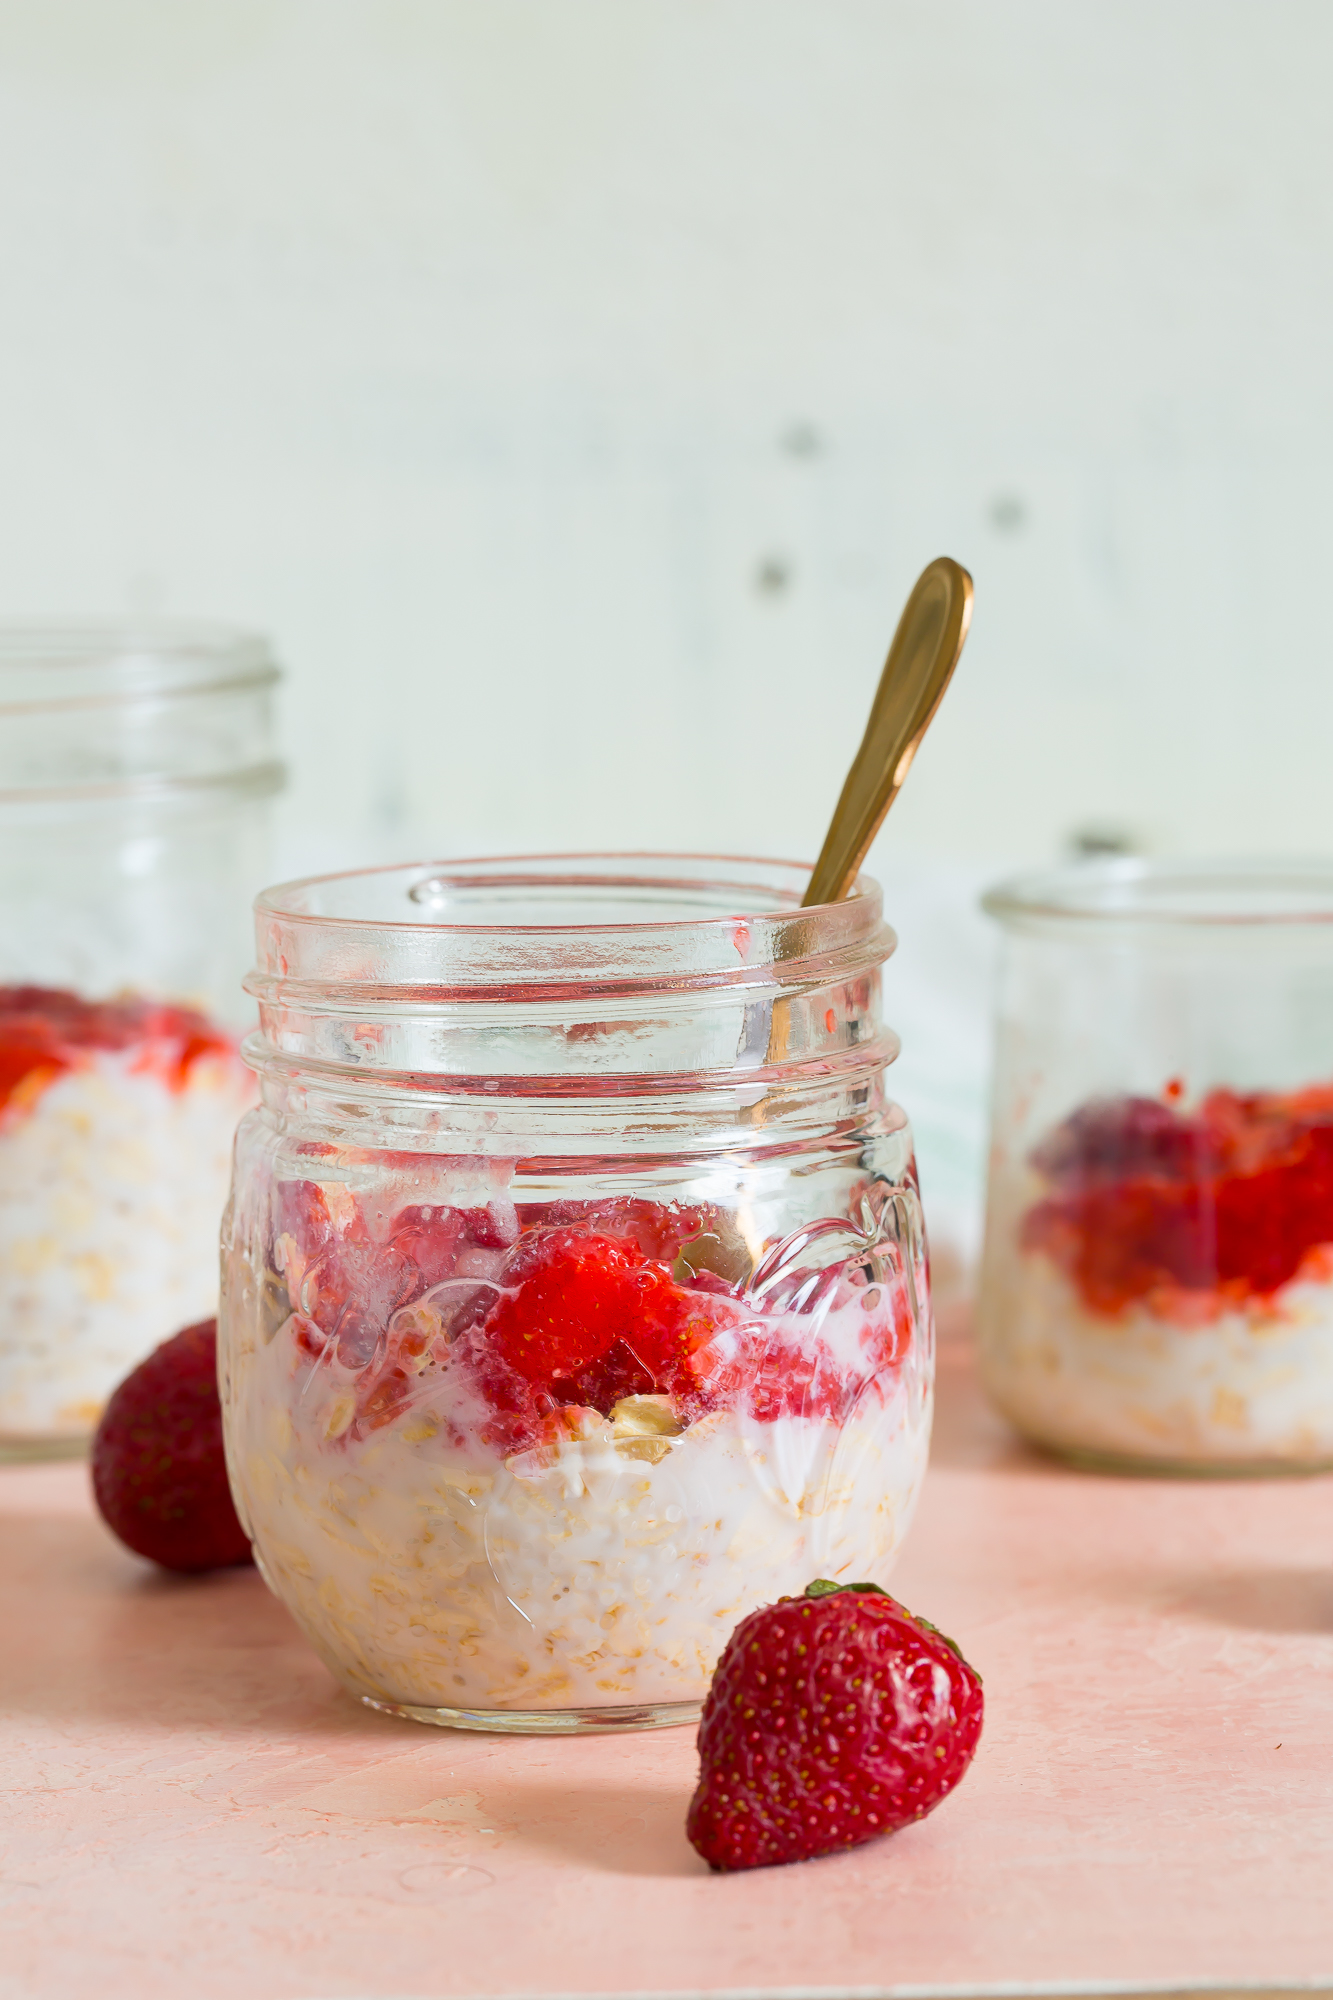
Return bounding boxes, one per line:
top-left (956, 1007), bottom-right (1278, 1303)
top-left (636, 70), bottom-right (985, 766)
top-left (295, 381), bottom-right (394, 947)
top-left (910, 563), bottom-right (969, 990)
top-left (0, 990), bottom-right (253, 1443)
top-left (232, 1337), bottom-right (927, 1712)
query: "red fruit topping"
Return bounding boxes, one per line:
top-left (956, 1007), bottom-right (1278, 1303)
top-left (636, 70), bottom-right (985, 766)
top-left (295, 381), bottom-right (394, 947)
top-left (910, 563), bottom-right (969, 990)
top-left (514, 1198), bottom-right (752, 1283)
top-left (515, 1199), bottom-right (706, 1263)
top-left (676, 1268), bottom-right (911, 1427)
top-left (296, 1241), bottom-right (423, 1368)
top-left (389, 1210), bottom-right (471, 1287)
top-left (274, 1176), bottom-right (343, 1263)
top-left (91, 1319), bottom-right (252, 1574)
top-left (347, 1304), bottom-right (446, 1436)
top-left (0, 983), bottom-right (235, 1120)
top-left (1024, 1083), bottom-right (1333, 1313)
top-left (687, 1580), bottom-right (984, 1873)
top-left (389, 1201), bottom-right (518, 1284)
top-left (1031, 1094), bottom-right (1205, 1188)
top-left (485, 1228), bottom-right (726, 1413)
top-left (456, 1200), bottom-right (522, 1251)
top-left (491, 1232), bottom-right (647, 1381)
top-left (273, 1187), bottom-right (910, 1453)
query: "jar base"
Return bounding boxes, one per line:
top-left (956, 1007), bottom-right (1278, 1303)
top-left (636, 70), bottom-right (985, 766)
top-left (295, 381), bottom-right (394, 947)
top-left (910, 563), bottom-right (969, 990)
top-left (359, 1693), bottom-right (702, 1735)
top-left (0, 1433), bottom-right (90, 1463)
top-left (1033, 1437), bottom-right (1333, 1480)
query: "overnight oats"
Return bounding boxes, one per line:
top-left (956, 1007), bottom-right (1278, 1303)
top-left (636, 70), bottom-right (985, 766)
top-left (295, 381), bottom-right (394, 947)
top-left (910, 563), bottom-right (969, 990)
top-left (978, 859), bottom-right (1333, 1472)
top-left (0, 625), bottom-right (281, 1452)
top-left (0, 987), bottom-right (253, 1443)
top-left (220, 855), bottom-right (934, 1730)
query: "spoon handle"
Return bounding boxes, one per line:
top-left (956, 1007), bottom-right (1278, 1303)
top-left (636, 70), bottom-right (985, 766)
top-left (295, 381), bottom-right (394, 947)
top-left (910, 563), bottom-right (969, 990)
top-left (803, 556), bottom-right (974, 907)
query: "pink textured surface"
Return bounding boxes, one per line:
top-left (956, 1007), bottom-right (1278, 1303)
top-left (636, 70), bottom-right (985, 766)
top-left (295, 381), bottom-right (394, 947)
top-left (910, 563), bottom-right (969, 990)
top-left (3, 1324), bottom-right (1333, 2000)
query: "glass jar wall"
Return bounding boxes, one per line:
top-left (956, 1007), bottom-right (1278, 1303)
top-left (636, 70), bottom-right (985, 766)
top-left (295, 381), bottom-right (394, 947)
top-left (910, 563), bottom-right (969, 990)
top-left (977, 859), bottom-right (1333, 1474)
top-left (220, 855), bottom-right (933, 1733)
top-left (0, 626), bottom-right (283, 1454)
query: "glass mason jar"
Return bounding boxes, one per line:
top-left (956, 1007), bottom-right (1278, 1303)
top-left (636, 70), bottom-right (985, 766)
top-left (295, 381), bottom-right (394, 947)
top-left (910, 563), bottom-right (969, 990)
top-left (977, 858), bottom-right (1333, 1474)
top-left (220, 854), bottom-right (933, 1733)
top-left (0, 626), bottom-right (283, 1454)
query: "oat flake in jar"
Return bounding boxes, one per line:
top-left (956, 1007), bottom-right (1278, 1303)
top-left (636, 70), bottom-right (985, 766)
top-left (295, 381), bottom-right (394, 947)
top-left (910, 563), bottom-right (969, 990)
top-left (220, 854), bottom-right (933, 1733)
top-left (978, 858), bottom-right (1333, 1474)
top-left (0, 627), bottom-right (282, 1455)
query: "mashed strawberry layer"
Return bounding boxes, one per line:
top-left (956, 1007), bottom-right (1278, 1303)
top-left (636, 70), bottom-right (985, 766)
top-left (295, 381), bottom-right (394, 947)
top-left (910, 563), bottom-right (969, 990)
top-left (0, 984), bottom-right (235, 1122)
top-left (268, 1179), bottom-right (915, 1459)
top-left (1021, 1083), bottom-right (1333, 1320)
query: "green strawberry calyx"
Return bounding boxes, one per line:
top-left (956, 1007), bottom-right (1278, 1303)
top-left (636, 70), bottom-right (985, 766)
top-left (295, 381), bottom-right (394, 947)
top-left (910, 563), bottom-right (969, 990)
top-left (802, 1578), bottom-right (975, 1674)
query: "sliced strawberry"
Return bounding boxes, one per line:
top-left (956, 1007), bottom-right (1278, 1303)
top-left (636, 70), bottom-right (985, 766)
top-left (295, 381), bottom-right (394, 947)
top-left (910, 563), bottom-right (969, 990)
top-left (488, 1231), bottom-right (649, 1386)
top-left (483, 1228), bottom-right (733, 1417)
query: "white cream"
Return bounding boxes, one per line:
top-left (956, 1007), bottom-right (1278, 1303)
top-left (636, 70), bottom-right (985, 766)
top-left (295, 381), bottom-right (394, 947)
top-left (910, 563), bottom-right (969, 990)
top-left (979, 1170), bottom-right (1333, 1467)
top-left (0, 1049), bottom-right (253, 1443)
top-left (224, 1286), bottom-right (932, 1717)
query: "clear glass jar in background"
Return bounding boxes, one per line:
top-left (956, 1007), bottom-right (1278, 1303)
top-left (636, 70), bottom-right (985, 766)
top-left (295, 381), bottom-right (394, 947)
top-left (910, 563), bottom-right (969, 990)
top-left (977, 859), bottom-right (1333, 1474)
top-left (220, 854), bottom-right (933, 1733)
top-left (0, 626), bottom-right (284, 1455)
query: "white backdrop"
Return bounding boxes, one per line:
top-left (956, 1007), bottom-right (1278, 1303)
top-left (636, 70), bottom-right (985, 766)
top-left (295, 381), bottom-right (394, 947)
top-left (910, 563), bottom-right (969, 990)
top-left (2, 0), bottom-right (1329, 1264)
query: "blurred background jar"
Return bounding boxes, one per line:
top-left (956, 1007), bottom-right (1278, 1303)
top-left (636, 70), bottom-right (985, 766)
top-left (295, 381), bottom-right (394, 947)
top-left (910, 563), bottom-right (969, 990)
top-left (0, 626), bottom-right (284, 1456)
top-left (976, 859), bottom-right (1333, 1474)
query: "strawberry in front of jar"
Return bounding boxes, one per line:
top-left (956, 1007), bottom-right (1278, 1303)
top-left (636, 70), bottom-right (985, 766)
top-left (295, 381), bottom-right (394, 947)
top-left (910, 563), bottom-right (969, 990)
top-left (687, 1579), bottom-right (984, 1872)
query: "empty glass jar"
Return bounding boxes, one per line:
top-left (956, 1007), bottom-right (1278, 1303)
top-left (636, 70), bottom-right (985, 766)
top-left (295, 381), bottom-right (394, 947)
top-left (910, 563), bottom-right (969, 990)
top-left (978, 858), bottom-right (1333, 1473)
top-left (219, 854), bottom-right (933, 1732)
top-left (0, 626), bottom-right (283, 1453)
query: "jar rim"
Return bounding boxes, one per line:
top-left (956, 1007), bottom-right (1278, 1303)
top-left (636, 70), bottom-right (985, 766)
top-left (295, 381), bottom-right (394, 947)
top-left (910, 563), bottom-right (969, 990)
top-left (246, 853), bottom-right (898, 1101)
top-left (257, 851), bottom-right (876, 934)
top-left (249, 852), bottom-right (894, 1003)
top-left (0, 623), bottom-right (277, 714)
top-left (983, 855), bottom-right (1333, 929)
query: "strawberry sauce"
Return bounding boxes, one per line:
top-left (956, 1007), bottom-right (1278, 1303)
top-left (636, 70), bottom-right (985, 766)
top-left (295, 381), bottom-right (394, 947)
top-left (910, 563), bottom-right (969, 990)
top-left (1022, 1083), bottom-right (1333, 1315)
top-left (0, 985), bottom-right (235, 1118)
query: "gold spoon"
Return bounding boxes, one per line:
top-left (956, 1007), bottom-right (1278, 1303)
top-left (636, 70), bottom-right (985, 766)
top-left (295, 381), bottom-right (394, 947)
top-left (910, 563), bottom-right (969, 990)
top-left (802, 555), bottom-right (973, 907)
top-left (749, 555), bottom-right (973, 1085)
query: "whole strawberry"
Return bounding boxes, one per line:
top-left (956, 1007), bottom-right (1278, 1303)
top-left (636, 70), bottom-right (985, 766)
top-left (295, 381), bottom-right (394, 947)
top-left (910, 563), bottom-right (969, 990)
top-left (687, 1579), bottom-right (983, 1872)
top-left (91, 1318), bottom-right (252, 1573)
